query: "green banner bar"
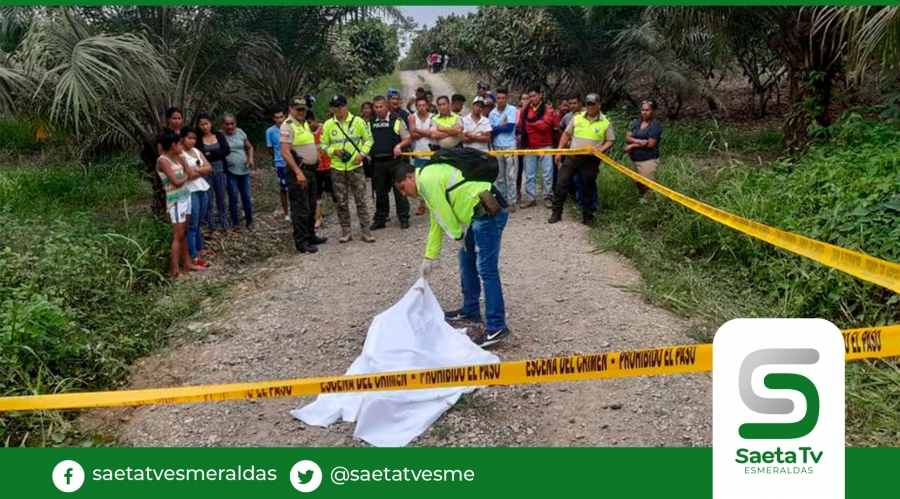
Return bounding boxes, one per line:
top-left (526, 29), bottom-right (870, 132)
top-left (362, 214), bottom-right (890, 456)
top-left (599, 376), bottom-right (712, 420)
top-left (0, 448), bottom-right (894, 497)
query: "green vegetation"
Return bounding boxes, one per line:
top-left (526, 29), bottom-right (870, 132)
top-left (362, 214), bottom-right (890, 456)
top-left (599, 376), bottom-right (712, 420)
top-left (314, 70), bottom-right (403, 119)
top-left (0, 158), bottom-right (226, 446)
top-left (592, 114), bottom-right (900, 445)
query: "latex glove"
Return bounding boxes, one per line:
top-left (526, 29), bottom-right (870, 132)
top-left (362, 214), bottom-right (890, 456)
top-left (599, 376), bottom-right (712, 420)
top-left (419, 259), bottom-right (433, 279)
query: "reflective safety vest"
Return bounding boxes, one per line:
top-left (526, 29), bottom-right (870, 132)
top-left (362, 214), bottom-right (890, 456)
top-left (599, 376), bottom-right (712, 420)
top-left (319, 112), bottom-right (373, 171)
top-left (573, 112), bottom-right (611, 142)
top-left (286, 117), bottom-right (315, 146)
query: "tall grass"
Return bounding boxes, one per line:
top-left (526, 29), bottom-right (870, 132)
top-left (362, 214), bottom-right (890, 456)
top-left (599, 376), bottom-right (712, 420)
top-left (592, 113), bottom-right (900, 445)
top-left (0, 157), bottom-right (222, 446)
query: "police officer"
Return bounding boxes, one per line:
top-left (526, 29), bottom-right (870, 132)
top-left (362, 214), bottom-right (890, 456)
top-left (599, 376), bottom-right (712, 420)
top-left (280, 97), bottom-right (327, 253)
top-left (319, 94), bottom-right (375, 243)
top-left (549, 93), bottom-right (615, 226)
top-left (369, 95), bottom-right (412, 230)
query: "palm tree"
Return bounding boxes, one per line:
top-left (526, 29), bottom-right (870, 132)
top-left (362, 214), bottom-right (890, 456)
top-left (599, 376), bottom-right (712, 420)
top-left (814, 6), bottom-right (900, 73)
top-left (653, 7), bottom-right (845, 150)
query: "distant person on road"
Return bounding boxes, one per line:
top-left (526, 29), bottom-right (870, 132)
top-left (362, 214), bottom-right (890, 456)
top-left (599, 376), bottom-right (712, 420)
top-left (434, 54), bottom-right (443, 73)
top-left (442, 54), bottom-right (449, 72)
top-left (394, 163), bottom-right (511, 347)
top-left (624, 100), bottom-right (663, 201)
top-left (519, 86), bottom-right (559, 209)
top-left (158, 131), bottom-right (203, 278)
top-left (180, 127), bottom-right (213, 268)
top-left (550, 93), bottom-right (615, 226)
top-left (462, 96), bottom-right (492, 151)
top-left (490, 87), bottom-right (519, 211)
top-left (451, 93), bottom-right (466, 115)
top-left (221, 113), bottom-right (255, 231)
top-left (319, 93), bottom-right (375, 244)
top-left (430, 95), bottom-right (463, 150)
top-left (195, 113), bottom-right (231, 236)
top-left (369, 95), bottom-right (412, 231)
top-left (266, 106), bottom-right (290, 221)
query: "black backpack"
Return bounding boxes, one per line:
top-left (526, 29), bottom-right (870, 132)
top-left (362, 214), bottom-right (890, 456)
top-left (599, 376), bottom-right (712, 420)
top-left (425, 147), bottom-right (498, 193)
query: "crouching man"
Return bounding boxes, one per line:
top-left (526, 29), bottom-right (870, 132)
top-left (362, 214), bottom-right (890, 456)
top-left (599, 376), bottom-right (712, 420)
top-left (394, 163), bottom-right (511, 347)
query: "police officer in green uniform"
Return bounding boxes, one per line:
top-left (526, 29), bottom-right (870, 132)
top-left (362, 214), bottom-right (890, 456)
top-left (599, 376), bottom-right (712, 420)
top-left (280, 97), bottom-right (327, 253)
top-left (369, 95), bottom-right (412, 230)
top-left (549, 93), bottom-right (615, 226)
top-left (319, 94), bottom-right (375, 243)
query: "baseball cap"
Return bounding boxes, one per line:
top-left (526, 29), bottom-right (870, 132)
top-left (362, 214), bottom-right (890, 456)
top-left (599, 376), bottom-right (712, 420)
top-left (585, 93), bottom-right (601, 104)
top-left (290, 97), bottom-right (308, 110)
top-left (472, 96), bottom-right (485, 106)
top-left (329, 94), bottom-right (348, 107)
top-left (386, 88), bottom-right (401, 97)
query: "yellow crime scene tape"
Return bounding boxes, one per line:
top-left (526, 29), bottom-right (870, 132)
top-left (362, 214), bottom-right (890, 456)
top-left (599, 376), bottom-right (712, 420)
top-left (403, 148), bottom-right (590, 157)
top-left (3, 148), bottom-right (899, 414)
top-left (1, 325), bottom-right (897, 413)
top-left (591, 149), bottom-right (900, 294)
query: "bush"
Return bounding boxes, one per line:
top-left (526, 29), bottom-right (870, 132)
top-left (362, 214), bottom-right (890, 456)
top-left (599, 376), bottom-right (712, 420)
top-left (0, 157), bottom-right (215, 446)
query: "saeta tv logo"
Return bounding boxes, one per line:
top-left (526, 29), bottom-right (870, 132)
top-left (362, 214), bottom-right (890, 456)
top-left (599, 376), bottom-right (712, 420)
top-left (738, 348), bottom-right (819, 439)
top-left (712, 319), bottom-right (844, 499)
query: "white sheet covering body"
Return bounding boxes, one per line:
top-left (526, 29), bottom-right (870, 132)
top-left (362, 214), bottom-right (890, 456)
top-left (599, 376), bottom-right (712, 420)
top-left (291, 279), bottom-right (499, 447)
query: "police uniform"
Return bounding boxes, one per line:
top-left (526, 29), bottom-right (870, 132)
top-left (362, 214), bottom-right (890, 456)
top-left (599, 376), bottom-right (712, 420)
top-left (369, 112), bottom-right (410, 228)
top-left (551, 110), bottom-right (614, 223)
top-left (280, 101), bottom-right (322, 251)
top-left (318, 94), bottom-right (374, 240)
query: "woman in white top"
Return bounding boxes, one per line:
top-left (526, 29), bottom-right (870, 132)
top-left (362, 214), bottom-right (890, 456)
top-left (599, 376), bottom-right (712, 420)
top-left (180, 127), bottom-right (214, 267)
top-left (409, 95), bottom-right (434, 169)
top-left (408, 94), bottom-right (435, 215)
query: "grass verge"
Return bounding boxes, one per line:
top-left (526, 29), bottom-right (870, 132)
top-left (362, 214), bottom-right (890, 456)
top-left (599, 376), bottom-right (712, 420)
top-left (591, 113), bottom-right (900, 446)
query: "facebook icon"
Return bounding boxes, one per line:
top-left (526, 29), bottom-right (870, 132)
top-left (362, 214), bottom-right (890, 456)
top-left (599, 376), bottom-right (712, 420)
top-left (52, 460), bottom-right (84, 492)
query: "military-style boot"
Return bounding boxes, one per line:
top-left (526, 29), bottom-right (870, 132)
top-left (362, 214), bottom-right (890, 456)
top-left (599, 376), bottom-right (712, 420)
top-left (338, 227), bottom-right (352, 243)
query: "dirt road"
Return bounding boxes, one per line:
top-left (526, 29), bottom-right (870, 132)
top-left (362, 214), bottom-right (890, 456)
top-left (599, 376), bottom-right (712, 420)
top-left (86, 71), bottom-right (711, 448)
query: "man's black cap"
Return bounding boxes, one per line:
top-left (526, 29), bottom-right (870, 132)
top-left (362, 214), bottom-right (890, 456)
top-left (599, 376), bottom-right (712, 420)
top-left (329, 94), bottom-right (348, 107)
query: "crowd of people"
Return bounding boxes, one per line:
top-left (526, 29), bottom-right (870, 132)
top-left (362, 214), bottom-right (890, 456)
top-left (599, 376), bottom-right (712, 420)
top-left (426, 53), bottom-right (449, 73)
top-left (153, 82), bottom-right (663, 347)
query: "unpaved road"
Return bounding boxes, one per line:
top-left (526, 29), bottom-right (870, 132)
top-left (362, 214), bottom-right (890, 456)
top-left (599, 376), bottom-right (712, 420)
top-left (84, 71), bottom-right (711, 448)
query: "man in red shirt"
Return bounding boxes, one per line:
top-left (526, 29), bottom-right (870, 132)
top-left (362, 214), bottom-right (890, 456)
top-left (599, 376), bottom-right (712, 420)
top-left (518, 86), bottom-right (559, 208)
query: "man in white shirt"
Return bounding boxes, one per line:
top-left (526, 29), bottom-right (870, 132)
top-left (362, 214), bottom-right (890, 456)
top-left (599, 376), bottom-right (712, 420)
top-left (461, 97), bottom-right (492, 152)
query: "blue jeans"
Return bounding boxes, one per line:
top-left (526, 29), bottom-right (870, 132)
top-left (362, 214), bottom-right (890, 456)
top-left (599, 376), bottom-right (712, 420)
top-left (524, 148), bottom-right (553, 203)
top-left (227, 172), bottom-right (253, 227)
top-left (493, 145), bottom-right (518, 207)
top-left (458, 209), bottom-right (509, 331)
top-left (188, 190), bottom-right (209, 258)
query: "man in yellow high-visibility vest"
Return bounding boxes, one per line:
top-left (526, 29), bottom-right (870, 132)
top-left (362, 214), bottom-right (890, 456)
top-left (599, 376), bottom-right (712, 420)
top-left (280, 97), bottom-right (327, 254)
top-left (319, 94), bottom-right (375, 243)
top-left (550, 93), bottom-right (615, 226)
